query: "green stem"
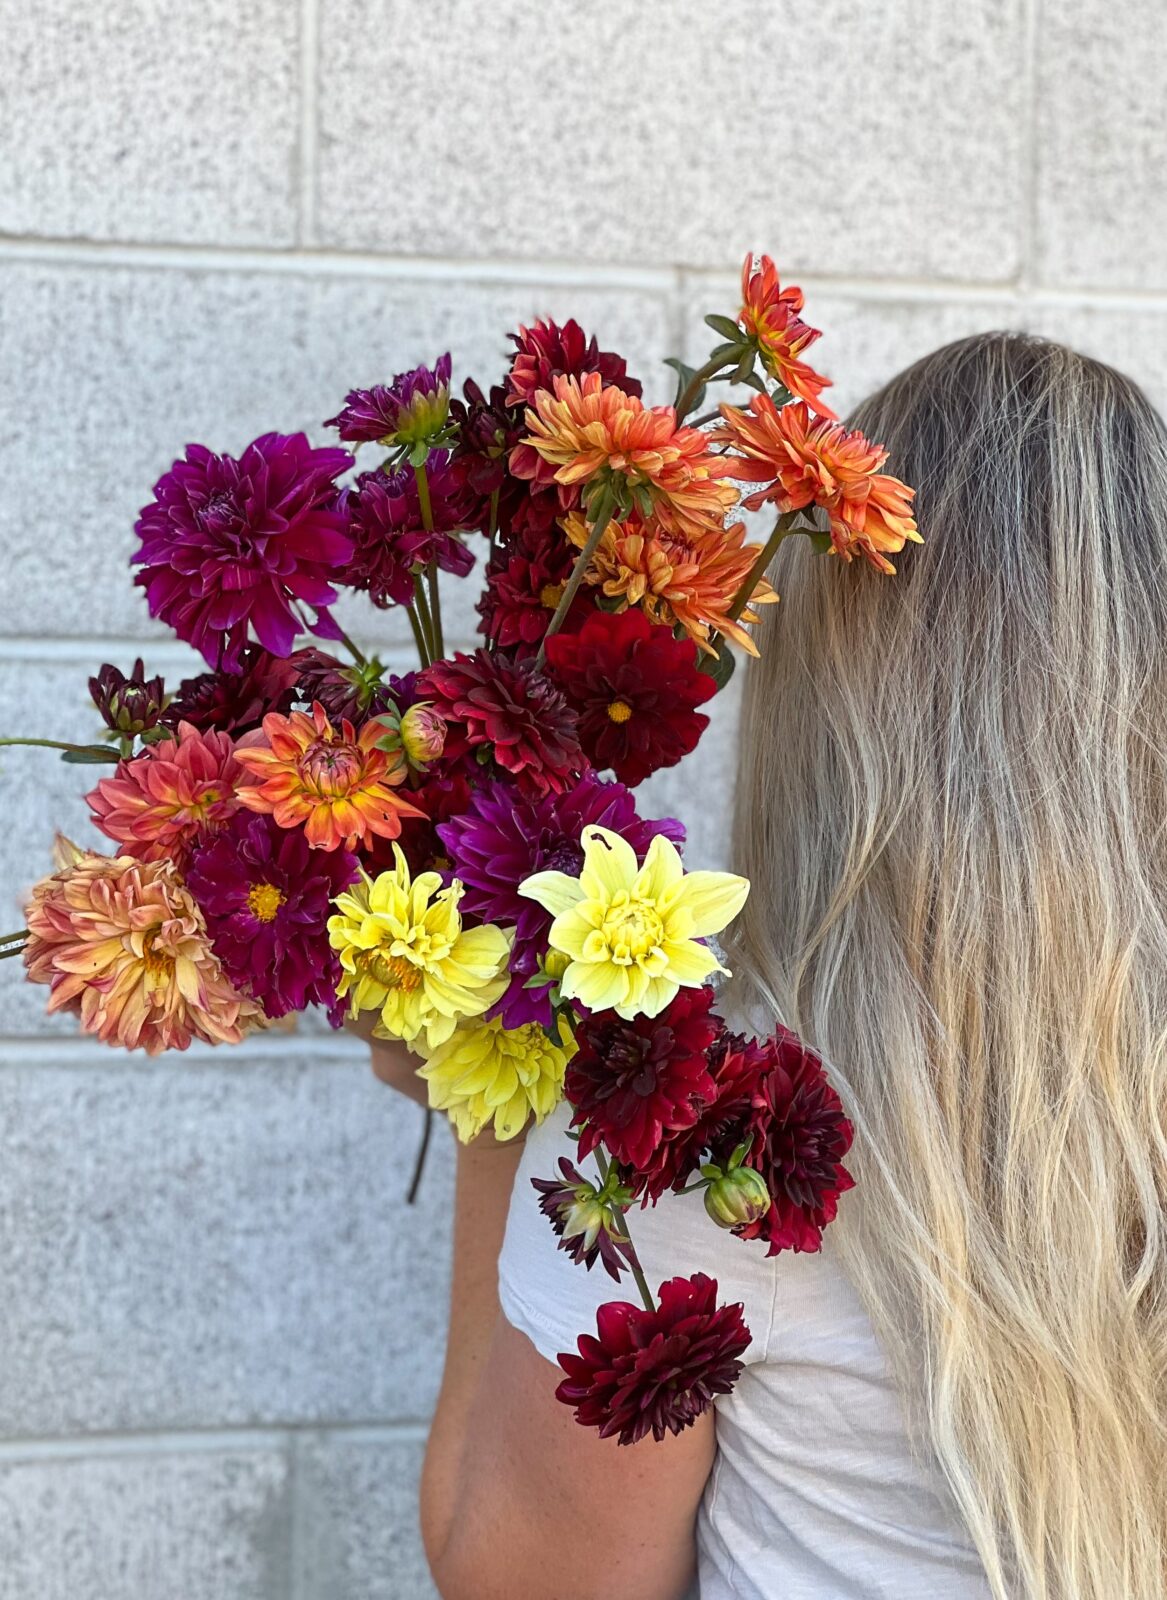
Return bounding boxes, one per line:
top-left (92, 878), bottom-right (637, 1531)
top-left (726, 510), bottom-right (800, 623)
top-left (0, 737), bottom-right (115, 758)
top-left (535, 487), bottom-right (616, 668)
top-left (406, 603), bottom-right (431, 669)
top-left (414, 457), bottom-right (435, 532)
top-left (334, 627), bottom-right (368, 669)
top-left (426, 563), bottom-right (444, 659)
top-left (674, 352), bottom-right (736, 424)
top-left (412, 576), bottom-right (437, 661)
top-left (593, 1147), bottom-right (656, 1313)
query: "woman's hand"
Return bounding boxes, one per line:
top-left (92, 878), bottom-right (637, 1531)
top-left (344, 1010), bottom-right (429, 1107)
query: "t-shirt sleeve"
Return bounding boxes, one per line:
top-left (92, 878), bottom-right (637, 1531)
top-left (497, 1102), bottom-right (777, 1367)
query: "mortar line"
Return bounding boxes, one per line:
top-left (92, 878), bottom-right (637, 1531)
top-left (0, 1419), bottom-right (430, 1463)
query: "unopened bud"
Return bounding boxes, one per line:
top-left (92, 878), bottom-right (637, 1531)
top-left (703, 1163), bottom-right (771, 1230)
top-left (400, 702), bottom-right (447, 765)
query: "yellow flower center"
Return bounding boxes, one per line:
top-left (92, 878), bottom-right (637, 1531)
top-left (540, 582), bottom-right (565, 610)
top-left (363, 951), bottom-right (424, 993)
top-left (599, 893), bottom-right (665, 965)
top-left (140, 929), bottom-right (174, 989)
top-left (606, 699), bottom-right (633, 724)
top-left (300, 738), bottom-right (363, 797)
top-left (247, 882), bottom-right (285, 923)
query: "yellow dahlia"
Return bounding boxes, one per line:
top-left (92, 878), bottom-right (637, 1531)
top-left (234, 700), bottom-right (424, 852)
top-left (22, 838), bottom-right (264, 1055)
top-left (520, 825), bottom-right (749, 1020)
top-left (511, 372), bottom-right (739, 539)
top-left (418, 1013), bottom-right (575, 1143)
top-left (327, 843), bottom-right (510, 1049)
top-left (738, 254), bottom-right (836, 418)
top-left (561, 508), bottom-right (777, 656)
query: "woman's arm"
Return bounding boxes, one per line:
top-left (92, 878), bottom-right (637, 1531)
top-left (367, 1038), bottom-right (714, 1600)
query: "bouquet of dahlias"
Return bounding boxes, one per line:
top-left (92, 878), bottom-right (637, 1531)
top-left (2, 256), bottom-right (919, 1444)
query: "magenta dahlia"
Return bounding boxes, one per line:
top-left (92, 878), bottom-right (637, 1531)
top-left (417, 649), bottom-right (584, 799)
top-left (506, 319), bottom-right (642, 408)
top-left (132, 433), bottom-right (353, 669)
top-left (341, 454), bottom-right (474, 609)
top-left (556, 1273), bottom-right (751, 1445)
top-left (162, 645), bottom-right (299, 737)
top-left (326, 355), bottom-right (452, 447)
top-left (186, 811), bottom-right (358, 1019)
top-left (567, 987), bottom-right (721, 1172)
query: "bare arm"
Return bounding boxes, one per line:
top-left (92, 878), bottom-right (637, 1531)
top-left (365, 1036), bottom-right (715, 1600)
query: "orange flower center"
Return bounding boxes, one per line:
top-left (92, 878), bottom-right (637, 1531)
top-left (300, 739), bottom-right (363, 796)
top-left (607, 700), bottom-right (633, 724)
top-left (247, 882), bottom-right (285, 923)
top-left (364, 951), bottom-right (423, 992)
top-left (540, 582), bottom-right (565, 610)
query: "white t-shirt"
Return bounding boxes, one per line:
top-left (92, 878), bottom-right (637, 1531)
top-left (498, 1105), bottom-right (991, 1600)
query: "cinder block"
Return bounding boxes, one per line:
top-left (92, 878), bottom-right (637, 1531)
top-left (0, 263), bottom-right (672, 644)
top-left (1036, 1), bottom-right (1167, 289)
top-left (317, 0), bottom-right (1023, 280)
top-left (1016, 302), bottom-right (1167, 420)
top-left (0, 0), bottom-right (299, 246)
top-left (296, 1431), bottom-right (438, 1600)
top-left (0, 1048), bottom-right (455, 1435)
top-left (0, 1445), bottom-right (291, 1600)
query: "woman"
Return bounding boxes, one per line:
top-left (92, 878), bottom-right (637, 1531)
top-left (366, 332), bottom-right (1167, 1599)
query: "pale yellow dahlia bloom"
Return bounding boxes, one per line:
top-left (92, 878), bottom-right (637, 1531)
top-left (418, 1014), bottom-right (575, 1143)
top-left (520, 826), bottom-right (749, 1020)
top-left (327, 844), bottom-right (510, 1049)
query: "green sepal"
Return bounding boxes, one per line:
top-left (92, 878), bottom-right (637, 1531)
top-left (704, 313), bottom-right (746, 343)
top-left (698, 645), bottom-right (737, 692)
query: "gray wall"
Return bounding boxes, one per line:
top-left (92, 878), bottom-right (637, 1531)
top-left (1, 2), bottom-right (1165, 1595)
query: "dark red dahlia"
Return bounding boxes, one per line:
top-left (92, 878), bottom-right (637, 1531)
top-left (712, 1027), bottom-right (855, 1255)
top-left (417, 649), bottom-right (584, 799)
top-left (89, 659), bottom-right (167, 738)
top-left (361, 763), bottom-right (473, 879)
top-left (477, 522), bottom-right (585, 657)
top-left (544, 609), bottom-right (715, 787)
top-left (531, 1157), bottom-right (635, 1283)
top-left (342, 454), bottom-right (474, 609)
top-left (289, 648), bottom-right (401, 728)
top-left (162, 645), bottom-right (299, 737)
top-left (186, 811), bottom-right (358, 1019)
top-left (568, 988), bottom-right (720, 1172)
top-left (450, 376), bottom-right (573, 546)
top-left (556, 1273), bottom-right (750, 1445)
top-left (506, 319), bottom-right (642, 408)
top-left (132, 432), bottom-right (354, 669)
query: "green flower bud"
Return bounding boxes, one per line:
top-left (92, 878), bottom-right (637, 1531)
top-left (703, 1163), bottom-right (771, 1230)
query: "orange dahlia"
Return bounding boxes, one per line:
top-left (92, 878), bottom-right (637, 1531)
top-left (86, 722), bottom-right (245, 866)
top-left (717, 397), bottom-right (921, 575)
top-left (737, 255), bottom-right (836, 419)
top-left (511, 372), bottom-right (739, 539)
top-left (234, 701), bottom-right (425, 852)
top-left (23, 839), bottom-right (263, 1055)
top-left (561, 508), bottom-right (776, 656)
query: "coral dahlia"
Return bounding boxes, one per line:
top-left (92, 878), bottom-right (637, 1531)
top-left (737, 255), bottom-right (836, 418)
top-left (86, 722), bottom-right (245, 866)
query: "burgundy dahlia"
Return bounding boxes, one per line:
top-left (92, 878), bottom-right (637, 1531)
top-left (326, 354), bottom-right (452, 447)
top-left (556, 1272), bottom-right (750, 1445)
top-left (186, 811), bottom-right (358, 1019)
top-left (544, 609), bottom-right (715, 787)
top-left (531, 1157), bottom-right (635, 1283)
top-left (450, 376), bottom-right (569, 546)
top-left (417, 649), bottom-right (584, 799)
top-left (506, 318), bottom-right (642, 408)
top-left (132, 433), bottom-right (354, 669)
top-left (713, 1027), bottom-right (855, 1255)
top-left (362, 763), bottom-right (473, 880)
top-left (342, 455), bottom-right (474, 609)
top-left (289, 648), bottom-right (401, 728)
top-left (477, 521), bottom-right (586, 657)
top-left (89, 659), bottom-right (167, 739)
top-left (162, 645), bottom-right (299, 737)
top-left (568, 987), bottom-right (721, 1172)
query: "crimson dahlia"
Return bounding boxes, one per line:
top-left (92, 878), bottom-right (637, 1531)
top-left (342, 456), bottom-right (473, 609)
top-left (162, 645), bottom-right (299, 737)
top-left (556, 1272), bottom-right (750, 1445)
top-left (506, 318), bottom-right (642, 408)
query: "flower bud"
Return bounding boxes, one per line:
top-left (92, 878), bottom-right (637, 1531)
top-left (89, 659), bottom-right (166, 737)
top-left (400, 702), bottom-right (447, 766)
top-left (703, 1163), bottom-right (771, 1230)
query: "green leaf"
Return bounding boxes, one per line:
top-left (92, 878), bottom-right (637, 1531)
top-left (662, 357), bottom-right (706, 413)
top-left (704, 313), bottom-right (745, 342)
top-left (60, 745), bottom-right (122, 764)
top-left (770, 383), bottom-right (794, 408)
top-left (698, 645), bottom-right (737, 692)
top-left (741, 371), bottom-right (767, 394)
top-left (706, 341), bottom-right (744, 366)
top-left (806, 528), bottom-right (834, 555)
top-left (732, 346), bottom-right (757, 384)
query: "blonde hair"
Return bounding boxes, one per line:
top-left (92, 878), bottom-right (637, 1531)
top-left (725, 332), bottom-right (1167, 1599)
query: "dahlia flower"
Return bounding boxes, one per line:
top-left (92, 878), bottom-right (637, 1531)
top-left (418, 649), bottom-right (584, 799)
top-left (449, 377), bottom-right (571, 544)
top-left (290, 648), bottom-right (403, 728)
top-left (132, 432), bottom-right (354, 669)
top-left (561, 508), bottom-right (776, 656)
top-left (567, 986), bottom-right (720, 1172)
top-left (520, 825), bottom-right (748, 1020)
top-left (436, 775), bottom-right (683, 1026)
top-left (476, 521), bottom-right (582, 656)
top-left (23, 842), bottom-right (263, 1054)
top-left (506, 319), bottom-right (642, 408)
top-left (186, 812), bottom-right (358, 1019)
top-left (544, 608), bottom-right (715, 786)
top-left (737, 255), bottom-right (836, 418)
top-left (234, 701), bottom-right (424, 852)
top-left (89, 659), bottom-right (167, 739)
top-left (556, 1272), bottom-right (751, 1445)
top-left (717, 397), bottom-right (921, 574)
top-left (418, 1013), bottom-right (574, 1142)
top-left (327, 843), bottom-right (510, 1049)
top-left (511, 372), bottom-right (739, 540)
top-left (162, 646), bottom-right (299, 736)
top-left (86, 723), bottom-right (245, 865)
top-left (341, 456), bottom-right (473, 609)
top-left (532, 1157), bottom-right (636, 1282)
top-left (326, 354), bottom-right (452, 447)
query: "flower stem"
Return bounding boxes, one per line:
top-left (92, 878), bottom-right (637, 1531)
top-left (0, 928), bottom-right (28, 961)
top-left (535, 486), bottom-right (616, 668)
top-left (406, 602), bottom-right (431, 669)
top-left (593, 1146), bottom-right (656, 1313)
top-left (414, 457), bottom-right (435, 532)
top-left (726, 509), bottom-right (800, 623)
top-left (406, 1107), bottom-right (433, 1206)
top-left (674, 352), bottom-right (736, 425)
top-left (0, 737), bottom-right (116, 759)
top-left (334, 626), bottom-right (368, 669)
top-left (426, 563), bottom-right (444, 659)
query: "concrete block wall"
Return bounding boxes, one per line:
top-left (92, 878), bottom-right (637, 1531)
top-left (1, 1), bottom-right (1165, 1594)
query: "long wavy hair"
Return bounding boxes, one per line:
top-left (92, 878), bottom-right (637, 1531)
top-left (724, 332), bottom-right (1167, 1599)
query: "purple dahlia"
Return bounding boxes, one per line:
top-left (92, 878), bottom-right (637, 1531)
top-left (326, 355), bottom-right (452, 447)
top-left (132, 433), bottom-right (353, 670)
top-left (186, 811), bottom-right (358, 1019)
top-left (342, 454), bottom-right (474, 608)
